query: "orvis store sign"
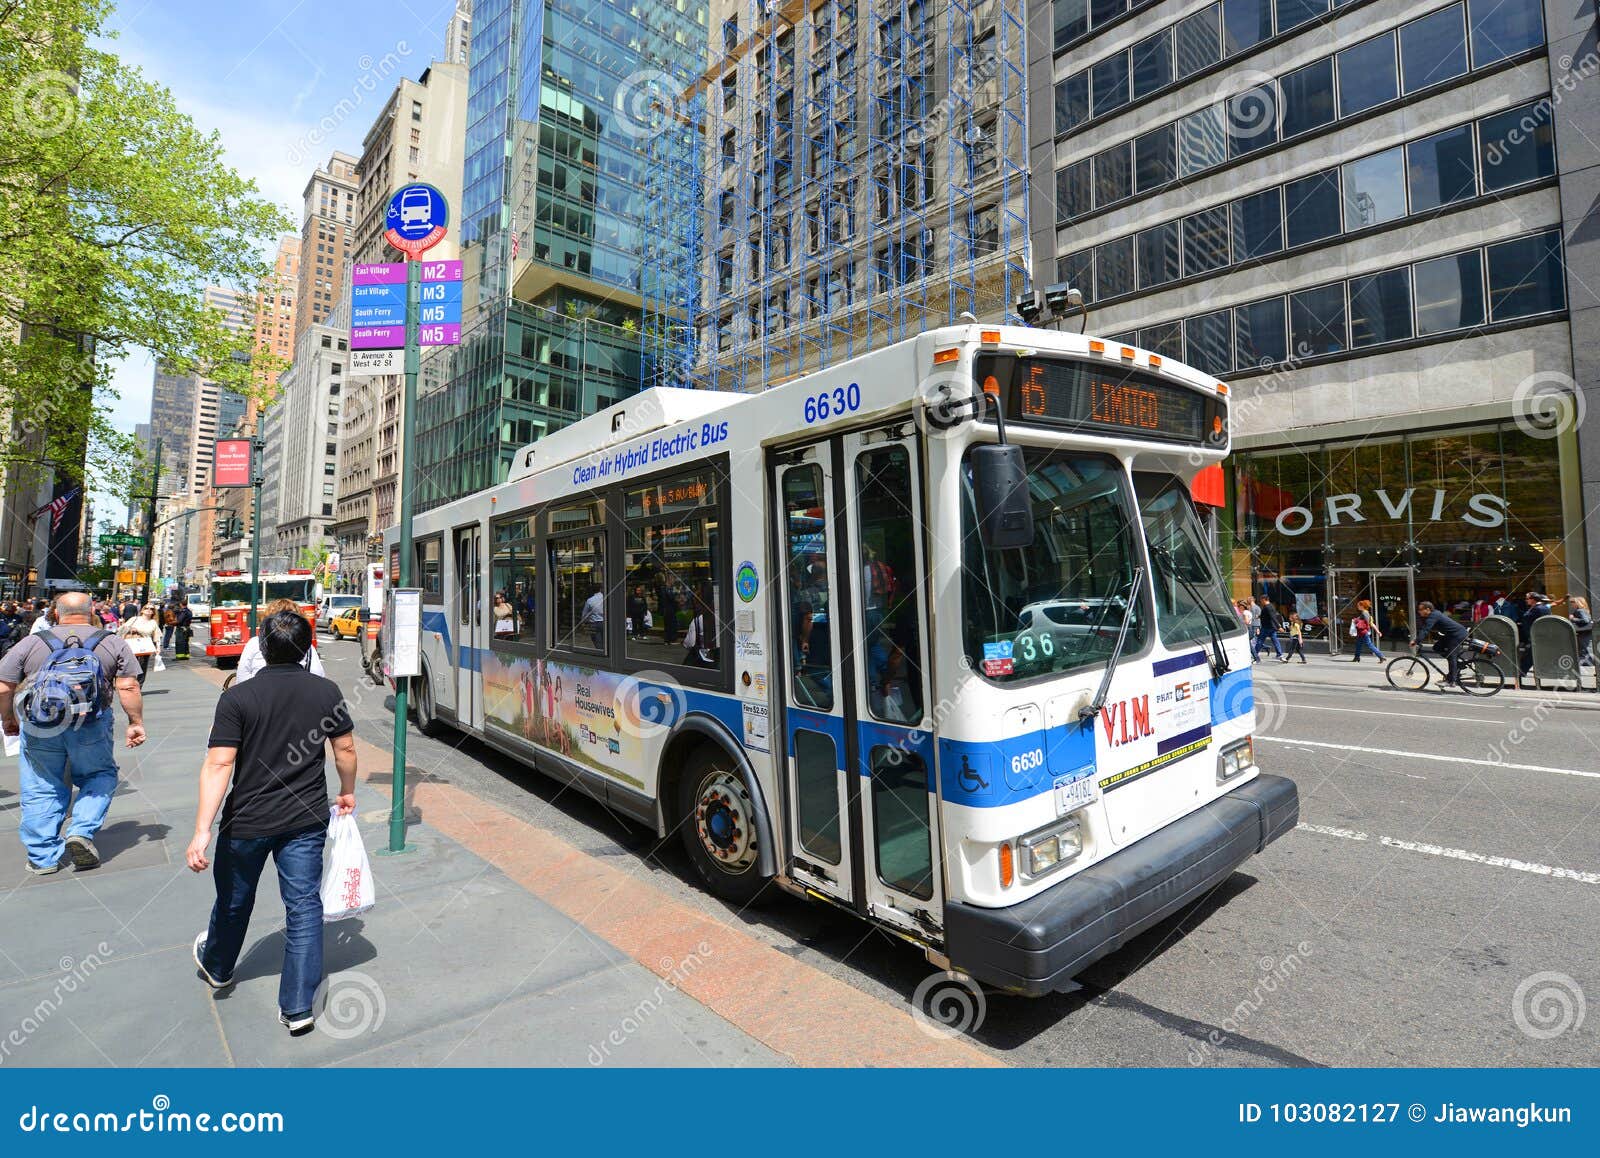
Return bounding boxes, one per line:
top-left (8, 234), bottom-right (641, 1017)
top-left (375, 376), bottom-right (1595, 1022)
top-left (1272, 488), bottom-right (1508, 536)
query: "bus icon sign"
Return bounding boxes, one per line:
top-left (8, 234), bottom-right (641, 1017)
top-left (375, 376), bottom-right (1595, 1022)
top-left (385, 182), bottom-right (448, 258)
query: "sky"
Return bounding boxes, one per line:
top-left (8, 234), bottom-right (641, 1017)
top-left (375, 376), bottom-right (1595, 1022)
top-left (97, 0), bottom-right (459, 520)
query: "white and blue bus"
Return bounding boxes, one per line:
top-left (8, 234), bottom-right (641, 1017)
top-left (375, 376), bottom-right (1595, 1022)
top-left (384, 325), bottom-right (1298, 996)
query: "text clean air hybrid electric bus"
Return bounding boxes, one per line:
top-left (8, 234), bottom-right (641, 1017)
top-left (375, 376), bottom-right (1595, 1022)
top-left (383, 325), bottom-right (1299, 996)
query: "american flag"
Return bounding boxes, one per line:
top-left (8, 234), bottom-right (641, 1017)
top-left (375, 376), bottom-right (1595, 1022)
top-left (32, 487), bottom-right (79, 533)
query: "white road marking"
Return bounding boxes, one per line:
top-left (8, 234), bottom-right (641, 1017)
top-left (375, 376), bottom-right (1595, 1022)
top-left (1296, 823), bottom-right (1600, 886)
top-left (1258, 736), bottom-right (1600, 780)
top-left (1274, 702), bottom-right (1498, 725)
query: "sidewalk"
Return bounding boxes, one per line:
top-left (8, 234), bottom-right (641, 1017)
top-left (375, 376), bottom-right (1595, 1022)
top-left (0, 666), bottom-right (776, 1067)
top-left (1248, 650), bottom-right (1600, 709)
top-left (0, 663), bottom-right (995, 1068)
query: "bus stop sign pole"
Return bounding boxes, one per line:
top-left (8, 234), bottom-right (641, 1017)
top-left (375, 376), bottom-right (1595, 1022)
top-left (388, 257), bottom-right (420, 855)
top-left (376, 181), bottom-right (450, 855)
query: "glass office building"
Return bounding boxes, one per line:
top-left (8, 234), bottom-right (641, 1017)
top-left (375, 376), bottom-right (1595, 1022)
top-left (1028, 0), bottom-right (1598, 617)
top-left (415, 0), bottom-right (707, 510)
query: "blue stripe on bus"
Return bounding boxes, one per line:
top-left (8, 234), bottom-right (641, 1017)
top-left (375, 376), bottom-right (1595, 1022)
top-left (939, 723), bottom-right (1096, 809)
top-left (786, 707), bottom-right (847, 757)
top-left (420, 610), bottom-right (452, 651)
top-left (1157, 724), bottom-right (1211, 756)
top-left (1210, 668), bottom-right (1253, 726)
top-left (1152, 649), bottom-right (1209, 677)
top-left (856, 719), bottom-right (937, 791)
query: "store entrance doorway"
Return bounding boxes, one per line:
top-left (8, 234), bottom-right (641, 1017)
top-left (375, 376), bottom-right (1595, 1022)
top-left (1328, 568), bottom-right (1415, 656)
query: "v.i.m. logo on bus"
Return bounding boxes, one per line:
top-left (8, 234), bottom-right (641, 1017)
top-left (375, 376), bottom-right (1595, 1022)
top-left (1100, 695), bottom-right (1153, 747)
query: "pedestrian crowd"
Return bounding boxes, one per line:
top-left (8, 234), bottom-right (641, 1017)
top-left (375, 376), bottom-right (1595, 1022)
top-left (4, 591), bottom-right (358, 1038)
top-left (1235, 588), bottom-right (1587, 684)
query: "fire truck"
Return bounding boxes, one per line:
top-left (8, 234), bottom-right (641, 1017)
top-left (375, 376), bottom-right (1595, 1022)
top-left (205, 569), bottom-right (321, 666)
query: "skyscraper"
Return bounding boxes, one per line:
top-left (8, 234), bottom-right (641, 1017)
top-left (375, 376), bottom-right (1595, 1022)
top-left (410, 0), bottom-right (705, 511)
top-left (443, 0), bottom-right (473, 66)
top-left (647, 0), bottom-right (1031, 394)
top-left (214, 235), bottom-right (300, 570)
top-left (294, 152), bottom-right (359, 341)
top-left (1030, 0), bottom-right (1593, 629)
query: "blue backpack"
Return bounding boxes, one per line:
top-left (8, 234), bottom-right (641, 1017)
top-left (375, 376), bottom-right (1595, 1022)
top-left (24, 629), bottom-right (113, 730)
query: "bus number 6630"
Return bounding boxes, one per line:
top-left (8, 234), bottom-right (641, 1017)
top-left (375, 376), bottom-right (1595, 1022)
top-left (803, 382), bottom-right (861, 424)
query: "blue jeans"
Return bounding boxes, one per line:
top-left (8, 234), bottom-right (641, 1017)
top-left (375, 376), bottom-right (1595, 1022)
top-left (1252, 628), bottom-right (1282, 659)
top-left (1354, 633), bottom-right (1384, 660)
top-left (201, 823), bottom-right (326, 1016)
top-left (18, 713), bottom-right (118, 867)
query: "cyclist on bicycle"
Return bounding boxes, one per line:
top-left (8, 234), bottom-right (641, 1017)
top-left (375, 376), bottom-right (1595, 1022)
top-left (1412, 600), bottom-right (1469, 686)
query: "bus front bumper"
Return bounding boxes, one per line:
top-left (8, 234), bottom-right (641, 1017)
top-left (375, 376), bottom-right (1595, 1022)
top-left (944, 773), bottom-right (1299, 997)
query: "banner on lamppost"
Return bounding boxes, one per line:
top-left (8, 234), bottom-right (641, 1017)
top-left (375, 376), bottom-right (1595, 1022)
top-left (214, 438), bottom-right (254, 487)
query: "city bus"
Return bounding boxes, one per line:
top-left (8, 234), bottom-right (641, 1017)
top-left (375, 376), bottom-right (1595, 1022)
top-left (383, 325), bottom-right (1298, 995)
top-left (205, 569), bottom-right (321, 665)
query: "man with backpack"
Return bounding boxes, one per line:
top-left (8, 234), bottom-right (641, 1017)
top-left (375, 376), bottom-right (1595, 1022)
top-left (0, 592), bottom-right (146, 875)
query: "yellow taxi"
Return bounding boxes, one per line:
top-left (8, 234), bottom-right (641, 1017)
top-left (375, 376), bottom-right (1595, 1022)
top-left (329, 606), bottom-right (364, 640)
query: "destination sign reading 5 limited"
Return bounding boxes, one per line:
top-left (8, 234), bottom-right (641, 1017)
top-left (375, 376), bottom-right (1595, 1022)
top-left (978, 354), bottom-right (1223, 445)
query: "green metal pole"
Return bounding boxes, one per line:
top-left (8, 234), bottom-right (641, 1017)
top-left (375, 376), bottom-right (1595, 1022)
top-left (389, 257), bottom-right (420, 854)
top-left (248, 439), bottom-right (263, 634)
top-left (139, 438), bottom-right (162, 605)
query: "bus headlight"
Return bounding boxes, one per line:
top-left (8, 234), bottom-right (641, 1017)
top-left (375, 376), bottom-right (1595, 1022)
top-left (1218, 737), bottom-right (1254, 784)
top-left (1018, 815), bottom-right (1083, 880)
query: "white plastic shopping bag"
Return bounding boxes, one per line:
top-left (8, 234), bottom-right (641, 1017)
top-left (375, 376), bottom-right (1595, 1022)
top-left (320, 808), bottom-right (376, 922)
top-left (153, 651), bottom-right (166, 672)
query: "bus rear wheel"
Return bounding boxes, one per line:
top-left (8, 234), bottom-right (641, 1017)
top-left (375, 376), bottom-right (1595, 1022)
top-left (677, 751), bottom-right (770, 906)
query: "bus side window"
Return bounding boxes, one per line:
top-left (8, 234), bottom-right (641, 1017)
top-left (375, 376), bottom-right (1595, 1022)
top-left (549, 533), bottom-right (607, 655)
top-left (782, 465), bottom-right (832, 710)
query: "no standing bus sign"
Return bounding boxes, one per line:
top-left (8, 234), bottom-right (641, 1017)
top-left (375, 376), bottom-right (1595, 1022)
top-left (384, 182), bottom-right (448, 258)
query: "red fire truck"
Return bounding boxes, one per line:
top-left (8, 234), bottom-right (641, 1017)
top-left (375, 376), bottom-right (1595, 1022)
top-left (205, 569), bottom-right (320, 666)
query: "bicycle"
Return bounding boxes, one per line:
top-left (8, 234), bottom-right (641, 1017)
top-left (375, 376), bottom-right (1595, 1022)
top-left (1385, 642), bottom-right (1504, 697)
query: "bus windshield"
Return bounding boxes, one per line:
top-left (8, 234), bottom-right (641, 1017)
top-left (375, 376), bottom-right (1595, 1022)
top-left (961, 448), bottom-right (1146, 682)
top-left (1134, 473), bottom-right (1241, 648)
top-left (210, 579), bottom-right (314, 607)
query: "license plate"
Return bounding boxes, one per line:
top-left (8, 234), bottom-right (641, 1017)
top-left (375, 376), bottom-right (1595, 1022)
top-left (1055, 773), bottom-right (1098, 816)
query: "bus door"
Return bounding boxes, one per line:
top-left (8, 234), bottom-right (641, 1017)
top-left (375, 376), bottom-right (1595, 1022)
top-left (454, 524), bottom-right (482, 727)
top-left (773, 442), bottom-right (857, 909)
top-left (840, 430), bottom-right (941, 937)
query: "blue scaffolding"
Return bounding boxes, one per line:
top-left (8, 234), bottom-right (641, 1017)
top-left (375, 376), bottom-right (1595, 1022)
top-left (643, 0), bottom-right (1030, 394)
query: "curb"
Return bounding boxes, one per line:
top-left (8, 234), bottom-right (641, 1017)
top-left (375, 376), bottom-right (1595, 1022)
top-left (1264, 672), bottom-right (1600, 711)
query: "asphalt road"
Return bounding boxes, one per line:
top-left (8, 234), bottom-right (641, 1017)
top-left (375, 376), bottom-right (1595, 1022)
top-left (304, 630), bottom-right (1600, 1067)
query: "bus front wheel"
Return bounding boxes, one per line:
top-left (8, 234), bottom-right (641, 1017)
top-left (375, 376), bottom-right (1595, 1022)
top-left (677, 751), bottom-right (770, 906)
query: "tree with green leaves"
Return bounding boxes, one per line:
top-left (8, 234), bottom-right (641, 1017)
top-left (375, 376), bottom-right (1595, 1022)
top-left (0, 0), bottom-right (292, 500)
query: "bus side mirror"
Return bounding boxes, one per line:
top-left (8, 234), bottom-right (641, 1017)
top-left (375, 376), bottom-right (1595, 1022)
top-left (971, 444), bottom-right (1035, 550)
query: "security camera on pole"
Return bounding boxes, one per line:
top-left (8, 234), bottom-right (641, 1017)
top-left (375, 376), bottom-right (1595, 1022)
top-left (350, 182), bottom-right (462, 854)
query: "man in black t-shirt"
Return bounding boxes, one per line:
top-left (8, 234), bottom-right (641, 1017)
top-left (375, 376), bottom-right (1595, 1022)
top-left (185, 610), bottom-right (357, 1035)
